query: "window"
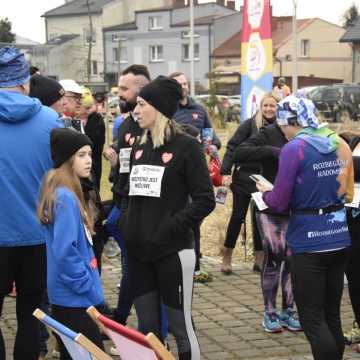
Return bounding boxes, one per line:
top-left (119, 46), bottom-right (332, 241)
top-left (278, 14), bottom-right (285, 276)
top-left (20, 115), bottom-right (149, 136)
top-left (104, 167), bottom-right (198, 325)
top-left (113, 47), bottom-right (128, 63)
top-left (92, 61), bottom-right (98, 75)
top-left (300, 39), bottom-right (310, 57)
top-left (112, 34), bottom-right (127, 42)
top-left (149, 16), bottom-right (162, 30)
top-left (49, 33), bottom-right (58, 41)
top-left (182, 43), bottom-right (200, 61)
top-left (149, 45), bottom-right (164, 62)
top-left (84, 28), bottom-right (96, 44)
top-left (181, 30), bottom-right (200, 38)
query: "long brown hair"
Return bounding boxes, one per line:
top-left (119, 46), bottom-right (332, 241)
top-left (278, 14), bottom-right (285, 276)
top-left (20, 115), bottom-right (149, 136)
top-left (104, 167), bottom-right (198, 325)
top-left (37, 157), bottom-right (94, 232)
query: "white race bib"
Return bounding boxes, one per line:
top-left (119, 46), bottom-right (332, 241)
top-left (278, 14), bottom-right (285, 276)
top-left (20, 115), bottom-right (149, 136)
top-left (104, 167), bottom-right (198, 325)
top-left (129, 165), bottom-right (165, 198)
top-left (119, 148), bottom-right (132, 173)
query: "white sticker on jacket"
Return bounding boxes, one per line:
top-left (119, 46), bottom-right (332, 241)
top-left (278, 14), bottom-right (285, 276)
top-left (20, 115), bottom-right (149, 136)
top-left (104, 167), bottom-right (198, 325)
top-left (129, 165), bottom-right (165, 198)
top-left (119, 147), bottom-right (132, 173)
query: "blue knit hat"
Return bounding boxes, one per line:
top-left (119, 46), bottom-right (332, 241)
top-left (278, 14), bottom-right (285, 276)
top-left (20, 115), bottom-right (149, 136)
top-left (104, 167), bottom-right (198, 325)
top-left (0, 47), bottom-right (30, 87)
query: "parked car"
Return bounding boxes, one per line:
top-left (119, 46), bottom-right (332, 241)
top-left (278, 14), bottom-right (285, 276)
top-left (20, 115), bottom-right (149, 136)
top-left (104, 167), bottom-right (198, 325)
top-left (307, 84), bottom-right (360, 122)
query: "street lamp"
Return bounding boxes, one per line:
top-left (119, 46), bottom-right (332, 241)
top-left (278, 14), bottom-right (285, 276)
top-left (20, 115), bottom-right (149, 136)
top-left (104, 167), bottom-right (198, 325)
top-left (292, 0), bottom-right (298, 92)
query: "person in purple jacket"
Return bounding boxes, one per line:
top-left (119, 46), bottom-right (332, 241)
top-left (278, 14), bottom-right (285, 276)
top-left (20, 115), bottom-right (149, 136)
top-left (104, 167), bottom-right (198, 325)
top-left (257, 95), bottom-right (354, 360)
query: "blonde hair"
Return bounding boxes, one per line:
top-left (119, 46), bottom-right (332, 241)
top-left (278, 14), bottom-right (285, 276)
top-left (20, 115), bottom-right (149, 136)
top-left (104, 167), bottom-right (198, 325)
top-left (140, 111), bottom-right (183, 148)
top-left (37, 157), bottom-right (94, 233)
top-left (254, 92), bottom-right (281, 129)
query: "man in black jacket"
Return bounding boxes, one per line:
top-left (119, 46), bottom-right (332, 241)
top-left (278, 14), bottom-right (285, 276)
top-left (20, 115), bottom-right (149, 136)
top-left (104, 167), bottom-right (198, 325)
top-left (169, 72), bottom-right (221, 282)
top-left (103, 64), bottom-right (150, 326)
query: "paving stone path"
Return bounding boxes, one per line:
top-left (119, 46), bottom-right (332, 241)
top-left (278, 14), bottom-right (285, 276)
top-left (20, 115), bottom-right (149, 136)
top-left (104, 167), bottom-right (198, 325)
top-left (1, 256), bottom-right (360, 359)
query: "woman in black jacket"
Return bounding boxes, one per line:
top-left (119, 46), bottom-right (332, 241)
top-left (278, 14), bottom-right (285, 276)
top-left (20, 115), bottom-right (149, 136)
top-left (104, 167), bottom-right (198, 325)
top-left (79, 94), bottom-right (106, 190)
top-left (220, 92), bottom-right (279, 273)
top-left (119, 76), bottom-right (215, 360)
top-left (341, 132), bottom-right (360, 347)
top-left (233, 120), bottom-right (301, 333)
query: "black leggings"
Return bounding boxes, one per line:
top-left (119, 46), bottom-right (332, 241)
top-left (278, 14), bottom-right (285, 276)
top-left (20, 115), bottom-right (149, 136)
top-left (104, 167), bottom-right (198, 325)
top-left (0, 293), bottom-right (42, 360)
top-left (291, 249), bottom-right (347, 360)
top-left (224, 191), bottom-right (262, 251)
top-left (0, 244), bottom-right (46, 360)
top-left (346, 211), bottom-right (360, 324)
top-left (128, 250), bottom-right (200, 360)
top-left (52, 305), bottom-right (104, 360)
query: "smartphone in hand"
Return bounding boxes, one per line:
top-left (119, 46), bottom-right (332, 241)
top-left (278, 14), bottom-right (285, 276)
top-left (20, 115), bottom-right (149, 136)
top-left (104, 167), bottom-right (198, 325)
top-left (249, 174), bottom-right (273, 189)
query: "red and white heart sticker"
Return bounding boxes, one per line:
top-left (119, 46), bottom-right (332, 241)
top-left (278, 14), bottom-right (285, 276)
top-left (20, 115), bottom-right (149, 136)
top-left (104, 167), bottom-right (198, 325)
top-left (125, 133), bottom-right (131, 143)
top-left (129, 137), bottom-right (135, 146)
top-left (192, 113), bottom-right (198, 120)
top-left (135, 150), bottom-right (143, 160)
top-left (162, 152), bottom-right (173, 164)
top-left (90, 257), bottom-right (98, 269)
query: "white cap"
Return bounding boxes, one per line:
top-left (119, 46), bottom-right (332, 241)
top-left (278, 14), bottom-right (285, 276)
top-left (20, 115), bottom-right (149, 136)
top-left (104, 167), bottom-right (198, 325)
top-left (59, 79), bottom-right (82, 95)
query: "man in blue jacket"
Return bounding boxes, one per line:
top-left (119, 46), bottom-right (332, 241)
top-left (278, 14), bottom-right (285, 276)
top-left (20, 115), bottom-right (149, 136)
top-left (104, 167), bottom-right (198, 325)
top-left (170, 72), bottom-right (221, 283)
top-left (0, 47), bottom-right (62, 360)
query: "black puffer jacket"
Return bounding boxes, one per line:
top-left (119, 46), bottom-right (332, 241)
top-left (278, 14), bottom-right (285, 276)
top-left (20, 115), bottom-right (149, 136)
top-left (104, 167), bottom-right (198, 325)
top-left (233, 122), bottom-right (288, 195)
top-left (111, 113), bottom-right (143, 208)
top-left (84, 112), bottom-right (105, 189)
top-left (221, 116), bottom-right (274, 194)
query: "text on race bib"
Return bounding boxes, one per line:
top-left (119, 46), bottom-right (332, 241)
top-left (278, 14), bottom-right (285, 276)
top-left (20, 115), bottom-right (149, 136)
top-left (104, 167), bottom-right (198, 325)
top-left (129, 165), bottom-right (165, 198)
top-left (119, 148), bottom-right (132, 174)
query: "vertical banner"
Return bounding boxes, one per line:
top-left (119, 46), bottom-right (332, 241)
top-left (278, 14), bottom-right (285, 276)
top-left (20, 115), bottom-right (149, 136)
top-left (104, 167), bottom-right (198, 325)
top-left (240, 0), bottom-right (273, 121)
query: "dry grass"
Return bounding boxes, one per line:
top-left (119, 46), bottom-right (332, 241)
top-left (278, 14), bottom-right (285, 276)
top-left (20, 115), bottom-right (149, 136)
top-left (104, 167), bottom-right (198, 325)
top-left (100, 118), bottom-right (360, 265)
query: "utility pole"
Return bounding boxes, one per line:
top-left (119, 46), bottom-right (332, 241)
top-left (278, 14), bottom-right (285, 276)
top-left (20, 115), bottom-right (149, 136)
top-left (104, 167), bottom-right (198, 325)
top-left (189, 0), bottom-right (195, 97)
top-left (86, 0), bottom-right (93, 83)
top-left (117, 36), bottom-right (122, 80)
top-left (292, 0), bottom-right (298, 92)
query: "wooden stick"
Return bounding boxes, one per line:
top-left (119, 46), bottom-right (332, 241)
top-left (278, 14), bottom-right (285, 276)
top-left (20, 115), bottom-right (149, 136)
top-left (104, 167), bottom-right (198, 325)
top-left (33, 308), bottom-right (46, 321)
top-left (86, 306), bottom-right (108, 335)
top-left (76, 333), bottom-right (112, 360)
top-left (146, 332), bottom-right (176, 360)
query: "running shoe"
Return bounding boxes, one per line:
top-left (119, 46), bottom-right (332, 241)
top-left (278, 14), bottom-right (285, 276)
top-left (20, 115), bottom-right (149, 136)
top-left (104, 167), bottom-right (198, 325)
top-left (278, 308), bottom-right (302, 331)
top-left (262, 312), bottom-right (283, 333)
top-left (52, 349), bottom-right (60, 358)
top-left (110, 346), bottom-right (119, 356)
top-left (193, 270), bottom-right (213, 283)
top-left (344, 321), bottom-right (360, 344)
top-left (103, 237), bottom-right (120, 258)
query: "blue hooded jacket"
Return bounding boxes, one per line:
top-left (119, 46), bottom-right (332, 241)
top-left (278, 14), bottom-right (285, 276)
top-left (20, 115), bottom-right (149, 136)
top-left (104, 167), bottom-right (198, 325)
top-left (0, 90), bottom-right (62, 247)
top-left (46, 187), bottom-right (104, 307)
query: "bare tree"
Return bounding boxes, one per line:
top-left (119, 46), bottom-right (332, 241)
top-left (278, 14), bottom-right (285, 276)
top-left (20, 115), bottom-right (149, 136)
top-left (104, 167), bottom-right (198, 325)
top-left (342, 3), bottom-right (359, 28)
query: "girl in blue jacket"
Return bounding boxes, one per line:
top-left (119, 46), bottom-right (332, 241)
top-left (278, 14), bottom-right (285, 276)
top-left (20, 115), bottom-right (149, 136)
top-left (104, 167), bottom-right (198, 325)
top-left (38, 128), bottom-right (104, 359)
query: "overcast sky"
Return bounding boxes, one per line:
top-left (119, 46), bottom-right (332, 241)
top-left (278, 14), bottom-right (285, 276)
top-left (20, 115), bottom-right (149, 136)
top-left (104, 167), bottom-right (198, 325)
top-left (0, 0), bottom-right (358, 43)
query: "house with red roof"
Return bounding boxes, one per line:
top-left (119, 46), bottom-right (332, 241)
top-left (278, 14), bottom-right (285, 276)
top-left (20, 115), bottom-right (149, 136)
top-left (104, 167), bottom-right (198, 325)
top-left (212, 17), bottom-right (353, 94)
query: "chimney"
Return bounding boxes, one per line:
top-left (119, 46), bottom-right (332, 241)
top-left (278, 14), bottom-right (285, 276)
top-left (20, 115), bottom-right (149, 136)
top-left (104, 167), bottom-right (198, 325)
top-left (226, 0), bottom-right (236, 10)
top-left (217, 0), bottom-right (226, 6)
top-left (172, 0), bottom-right (186, 8)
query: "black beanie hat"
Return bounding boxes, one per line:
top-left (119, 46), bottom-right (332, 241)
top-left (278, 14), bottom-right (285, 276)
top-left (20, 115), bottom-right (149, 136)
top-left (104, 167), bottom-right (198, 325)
top-left (138, 75), bottom-right (182, 119)
top-left (29, 75), bottom-right (65, 107)
top-left (50, 128), bottom-right (93, 168)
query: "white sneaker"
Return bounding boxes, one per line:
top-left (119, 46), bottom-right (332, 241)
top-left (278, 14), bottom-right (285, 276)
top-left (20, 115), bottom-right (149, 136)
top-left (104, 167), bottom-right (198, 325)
top-left (104, 238), bottom-right (120, 258)
top-left (109, 346), bottom-right (119, 356)
top-left (52, 349), bottom-right (60, 358)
